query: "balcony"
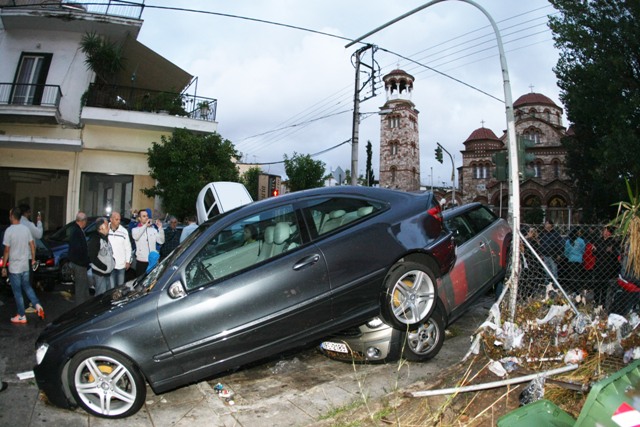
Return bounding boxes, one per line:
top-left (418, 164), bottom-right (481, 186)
top-left (0, 83), bottom-right (62, 124)
top-left (81, 84), bottom-right (218, 134)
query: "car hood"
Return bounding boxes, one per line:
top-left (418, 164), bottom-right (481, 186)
top-left (38, 284), bottom-right (151, 343)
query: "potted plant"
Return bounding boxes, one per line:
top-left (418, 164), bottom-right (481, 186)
top-left (197, 101), bottom-right (210, 117)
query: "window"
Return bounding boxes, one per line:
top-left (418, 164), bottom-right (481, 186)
top-left (388, 116), bottom-right (400, 129)
top-left (303, 197), bottom-right (383, 237)
top-left (553, 160), bottom-right (560, 179)
top-left (465, 205), bottom-right (497, 233)
top-left (391, 166), bottom-right (397, 183)
top-left (184, 205), bottom-right (301, 289)
top-left (390, 141), bottom-right (398, 155)
top-left (79, 172), bottom-right (133, 217)
top-left (446, 205), bottom-right (498, 245)
top-left (534, 162), bottom-right (542, 178)
top-left (12, 53), bottom-right (52, 105)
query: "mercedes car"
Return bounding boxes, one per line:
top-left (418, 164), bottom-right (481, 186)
top-left (33, 186), bottom-right (455, 419)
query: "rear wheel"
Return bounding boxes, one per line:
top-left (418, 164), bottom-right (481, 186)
top-left (68, 349), bottom-right (146, 419)
top-left (381, 261), bottom-right (437, 329)
top-left (402, 304), bottom-right (445, 361)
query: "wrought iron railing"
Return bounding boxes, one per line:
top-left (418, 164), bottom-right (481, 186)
top-left (0, 1), bottom-right (145, 20)
top-left (84, 83), bottom-right (217, 122)
top-left (0, 83), bottom-right (62, 107)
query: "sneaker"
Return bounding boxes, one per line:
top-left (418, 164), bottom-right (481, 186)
top-left (11, 315), bottom-right (27, 324)
top-left (36, 304), bottom-right (45, 320)
top-left (25, 305), bottom-right (36, 314)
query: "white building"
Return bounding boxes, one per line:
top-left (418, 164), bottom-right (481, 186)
top-left (0, 0), bottom-right (218, 230)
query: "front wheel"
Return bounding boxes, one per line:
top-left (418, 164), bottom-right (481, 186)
top-left (381, 261), bottom-right (437, 329)
top-left (68, 349), bottom-right (146, 418)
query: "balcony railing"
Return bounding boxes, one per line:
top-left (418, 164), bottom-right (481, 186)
top-left (0, 1), bottom-right (145, 20)
top-left (0, 83), bottom-right (62, 107)
top-left (84, 83), bottom-right (217, 122)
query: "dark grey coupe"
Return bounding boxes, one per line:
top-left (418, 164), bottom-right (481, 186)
top-left (33, 186), bottom-right (455, 418)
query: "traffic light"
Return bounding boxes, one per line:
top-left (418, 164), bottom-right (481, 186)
top-left (492, 151), bottom-right (508, 182)
top-left (517, 136), bottom-right (536, 181)
top-left (435, 146), bottom-right (443, 163)
top-left (267, 174), bottom-right (281, 197)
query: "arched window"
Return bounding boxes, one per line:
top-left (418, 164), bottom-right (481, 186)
top-left (523, 128), bottom-right (541, 144)
top-left (390, 141), bottom-right (398, 155)
top-left (534, 161), bottom-right (542, 178)
top-left (553, 160), bottom-right (560, 179)
top-left (528, 108), bottom-right (537, 118)
top-left (472, 164), bottom-right (478, 179)
top-left (544, 109), bottom-right (551, 123)
top-left (390, 166), bottom-right (397, 183)
top-left (388, 116), bottom-right (400, 129)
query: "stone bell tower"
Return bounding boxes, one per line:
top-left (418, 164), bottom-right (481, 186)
top-left (379, 69), bottom-right (420, 191)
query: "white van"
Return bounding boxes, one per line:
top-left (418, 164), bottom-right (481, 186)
top-left (196, 182), bottom-right (253, 224)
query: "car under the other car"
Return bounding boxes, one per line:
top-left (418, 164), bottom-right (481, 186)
top-left (320, 202), bottom-right (512, 364)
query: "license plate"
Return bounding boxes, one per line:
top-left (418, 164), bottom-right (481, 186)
top-left (320, 341), bottom-right (349, 353)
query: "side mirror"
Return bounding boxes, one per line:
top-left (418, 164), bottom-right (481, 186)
top-left (168, 280), bottom-right (187, 299)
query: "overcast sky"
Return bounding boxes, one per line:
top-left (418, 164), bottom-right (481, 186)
top-left (136, 0), bottom-right (561, 186)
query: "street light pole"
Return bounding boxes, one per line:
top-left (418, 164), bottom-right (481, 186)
top-left (350, 47), bottom-right (363, 186)
top-left (347, 0), bottom-right (521, 320)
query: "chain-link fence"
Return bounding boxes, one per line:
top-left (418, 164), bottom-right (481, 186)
top-left (506, 223), bottom-right (638, 318)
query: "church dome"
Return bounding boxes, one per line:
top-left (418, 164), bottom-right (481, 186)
top-left (464, 127), bottom-right (501, 143)
top-left (514, 92), bottom-right (559, 109)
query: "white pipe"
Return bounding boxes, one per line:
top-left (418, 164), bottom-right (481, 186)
top-left (408, 363), bottom-right (578, 397)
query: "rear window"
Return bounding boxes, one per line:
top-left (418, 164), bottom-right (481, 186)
top-left (302, 197), bottom-right (384, 238)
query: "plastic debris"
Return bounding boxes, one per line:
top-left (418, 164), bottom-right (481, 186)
top-left (536, 305), bottom-right (570, 325)
top-left (563, 348), bottom-right (587, 364)
top-left (608, 313), bottom-right (628, 329)
top-left (519, 377), bottom-right (546, 406)
top-left (495, 322), bottom-right (524, 351)
top-left (572, 313), bottom-right (591, 334)
top-left (489, 360), bottom-right (508, 377)
top-left (623, 347), bottom-right (640, 364)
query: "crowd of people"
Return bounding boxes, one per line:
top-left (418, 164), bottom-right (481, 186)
top-left (521, 219), bottom-right (637, 313)
top-left (3, 206), bottom-right (195, 321)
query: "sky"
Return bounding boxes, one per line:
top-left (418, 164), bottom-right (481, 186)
top-left (136, 0), bottom-right (562, 186)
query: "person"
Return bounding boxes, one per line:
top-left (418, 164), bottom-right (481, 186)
top-left (1, 207), bottom-right (45, 323)
top-left (132, 208), bottom-right (164, 277)
top-left (243, 224), bottom-right (257, 245)
top-left (539, 219), bottom-right (564, 280)
top-left (68, 211), bottom-right (90, 305)
top-left (19, 203), bottom-right (44, 302)
top-left (597, 225), bottom-right (621, 309)
top-left (180, 215), bottom-right (198, 243)
top-left (160, 216), bottom-right (181, 259)
top-left (108, 211), bottom-right (132, 288)
top-left (564, 226), bottom-right (586, 293)
top-left (88, 217), bottom-right (115, 296)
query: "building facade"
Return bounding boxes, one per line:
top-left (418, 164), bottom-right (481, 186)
top-left (379, 69), bottom-right (420, 191)
top-left (0, 1), bottom-right (218, 230)
top-left (458, 92), bottom-right (577, 225)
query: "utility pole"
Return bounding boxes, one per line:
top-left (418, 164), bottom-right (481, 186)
top-left (350, 44), bottom-right (377, 186)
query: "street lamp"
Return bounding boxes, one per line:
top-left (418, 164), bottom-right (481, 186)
top-left (347, 0), bottom-right (521, 319)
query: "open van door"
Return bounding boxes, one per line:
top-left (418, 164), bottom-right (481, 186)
top-left (196, 182), bottom-right (253, 224)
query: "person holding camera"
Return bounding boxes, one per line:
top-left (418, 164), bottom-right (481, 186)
top-left (131, 208), bottom-right (164, 278)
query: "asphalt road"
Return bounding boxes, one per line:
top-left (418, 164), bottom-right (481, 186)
top-left (0, 280), bottom-right (493, 426)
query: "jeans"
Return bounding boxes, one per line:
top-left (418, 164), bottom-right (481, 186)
top-left (93, 272), bottom-right (111, 296)
top-left (110, 268), bottom-right (125, 288)
top-left (9, 271), bottom-right (40, 316)
top-left (71, 263), bottom-right (90, 306)
top-left (543, 256), bottom-right (558, 280)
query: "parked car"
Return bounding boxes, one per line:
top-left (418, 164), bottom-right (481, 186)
top-left (44, 216), bottom-right (131, 283)
top-left (0, 225), bottom-right (59, 290)
top-left (319, 202), bottom-right (511, 363)
top-left (33, 186), bottom-right (455, 419)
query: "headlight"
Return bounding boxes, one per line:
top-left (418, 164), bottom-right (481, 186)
top-left (365, 317), bottom-right (385, 329)
top-left (36, 343), bottom-right (49, 365)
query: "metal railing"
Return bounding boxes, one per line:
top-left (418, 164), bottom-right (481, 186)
top-left (0, 83), bottom-right (62, 107)
top-left (0, 1), bottom-right (145, 20)
top-left (84, 83), bottom-right (217, 122)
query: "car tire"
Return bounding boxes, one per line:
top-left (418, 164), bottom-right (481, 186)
top-left (68, 349), bottom-right (146, 419)
top-left (401, 303), bottom-right (445, 361)
top-left (380, 261), bottom-right (437, 329)
top-left (60, 259), bottom-right (74, 283)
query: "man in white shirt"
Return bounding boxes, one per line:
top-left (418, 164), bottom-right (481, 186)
top-left (108, 211), bottom-right (132, 288)
top-left (180, 215), bottom-right (198, 243)
top-left (132, 209), bottom-right (164, 278)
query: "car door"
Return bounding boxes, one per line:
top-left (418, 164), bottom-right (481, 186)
top-left (156, 203), bottom-right (331, 378)
top-left (300, 196), bottom-right (388, 325)
top-left (440, 211), bottom-right (494, 311)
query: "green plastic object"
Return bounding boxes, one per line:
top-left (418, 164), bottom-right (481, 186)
top-left (497, 359), bottom-right (640, 427)
top-left (497, 399), bottom-right (576, 427)
top-left (574, 359), bottom-right (640, 427)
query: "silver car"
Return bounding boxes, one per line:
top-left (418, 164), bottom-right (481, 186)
top-left (320, 202), bottom-right (511, 363)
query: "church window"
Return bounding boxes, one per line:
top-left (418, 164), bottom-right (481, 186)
top-left (390, 167), bottom-right (397, 183)
top-left (388, 116), bottom-right (400, 128)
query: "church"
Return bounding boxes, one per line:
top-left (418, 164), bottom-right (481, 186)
top-left (377, 69), bottom-right (577, 225)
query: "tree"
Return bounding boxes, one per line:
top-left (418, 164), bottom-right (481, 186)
top-left (241, 166), bottom-right (262, 201)
top-left (143, 129), bottom-right (240, 220)
top-left (549, 0), bottom-right (640, 220)
top-left (365, 140), bottom-right (376, 186)
top-left (79, 32), bottom-right (125, 85)
top-left (283, 152), bottom-right (325, 192)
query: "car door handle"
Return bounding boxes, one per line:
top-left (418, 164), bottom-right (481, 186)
top-left (479, 241), bottom-right (486, 250)
top-left (293, 254), bottom-right (321, 270)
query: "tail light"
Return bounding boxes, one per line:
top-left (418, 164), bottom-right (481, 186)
top-left (45, 258), bottom-right (55, 267)
top-left (0, 258), bottom-right (5, 268)
top-left (427, 204), bottom-right (443, 225)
